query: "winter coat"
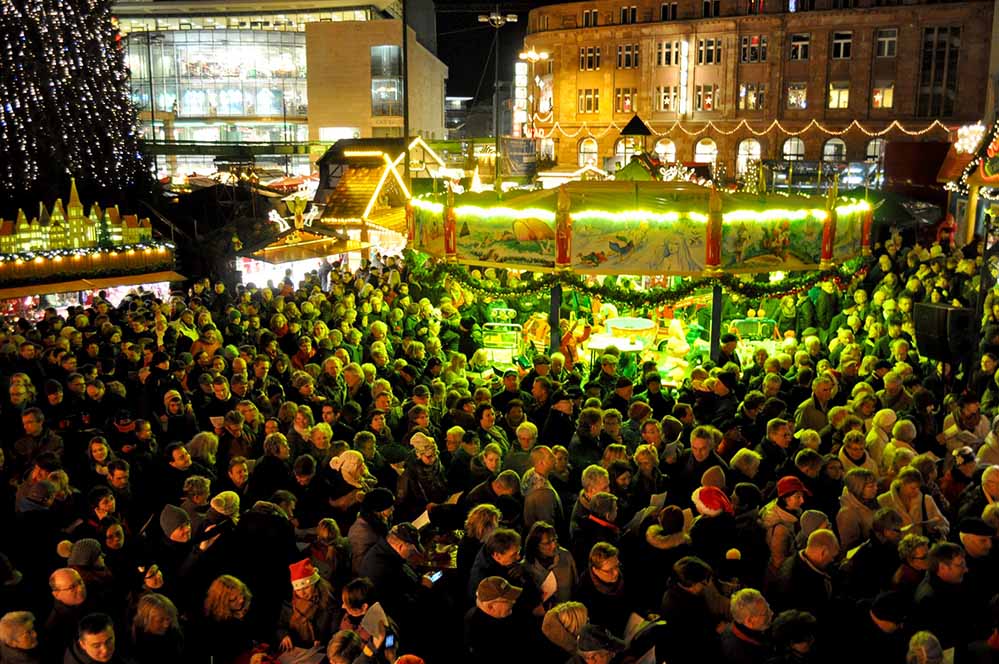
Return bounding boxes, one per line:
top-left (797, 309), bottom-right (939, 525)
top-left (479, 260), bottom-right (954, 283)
top-left (522, 469), bottom-right (564, 534)
top-left (760, 500), bottom-right (799, 575)
top-left (347, 512), bottom-right (388, 576)
top-left (876, 485), bottom-right (948, 539)
top-left (525, 545), bottom-right (578, 607)
top-left (836, 489), bottom-right (877, 551)
top-left (630, 527), bottom-right (693, 613)
top-left (395, 455), bottom-right (449, 522)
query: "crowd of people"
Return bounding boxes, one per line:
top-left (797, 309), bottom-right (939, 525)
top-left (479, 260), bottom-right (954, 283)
top-left (0, 237), bottom-right (998, 664)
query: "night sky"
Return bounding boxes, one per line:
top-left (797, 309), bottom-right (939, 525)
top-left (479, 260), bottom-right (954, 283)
top-left (433, 0), bottom-right (557, 99)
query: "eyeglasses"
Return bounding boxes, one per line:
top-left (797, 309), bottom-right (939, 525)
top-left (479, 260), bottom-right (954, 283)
top-left (53, 580), bottom-right (84, 592)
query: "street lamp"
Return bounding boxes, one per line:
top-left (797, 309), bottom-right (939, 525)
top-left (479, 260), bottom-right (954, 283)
top-left (478, 7), bottom-right (517, 190)
top-left (518, 48), bottom-right (549, 155)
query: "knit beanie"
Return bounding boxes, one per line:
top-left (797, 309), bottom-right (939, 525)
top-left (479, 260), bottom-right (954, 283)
top-left (68, 538), bottom-right (103, 568)
top-left (795, 510), bottom-right (830, 549)
top-left (159, 504), bottom-right (191, 538)
top-left (210, 491), bottom-right (240, 517)
top-left (700, 465), bottom-right (727, 490)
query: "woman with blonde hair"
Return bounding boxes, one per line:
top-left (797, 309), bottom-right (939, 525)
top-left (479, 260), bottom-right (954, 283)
top-left (540, 601), bottom-right (589, 661)
top-left (188, 431), bottom-right (219, 470)
top-left (131, 592), bottom-right (183, 664)
top-left (458, 504), bottom-right (501, 576)
top-left (192, 575), bottom-right (253, 664)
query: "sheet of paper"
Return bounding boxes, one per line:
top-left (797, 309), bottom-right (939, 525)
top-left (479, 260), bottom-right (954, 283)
top-left (412, 510), bottom-right (431, 530)
top-left (624, 612), bottom-right (647, 646)
top-left (635, 646), bottom-right (656, 664)
top-left (360, 601), bottom-right (388, 637)
top-left (446, 492), bottom-right (463, 505)
top-left (650, 492), bottom-right (668, 509)
top-left (540, 570), bottom-right (557, 601)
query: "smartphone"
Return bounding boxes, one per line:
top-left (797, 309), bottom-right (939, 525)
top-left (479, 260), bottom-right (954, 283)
top-left (384, 633), bottom-right (396, 649)
top-left (428, 570), bottom-right (443, 584)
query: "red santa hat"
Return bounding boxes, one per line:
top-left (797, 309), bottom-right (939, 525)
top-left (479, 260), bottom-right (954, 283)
top-left (289, 559), bottom-right (320, 591)
top-left (692, 486), bottom-right (733, 517)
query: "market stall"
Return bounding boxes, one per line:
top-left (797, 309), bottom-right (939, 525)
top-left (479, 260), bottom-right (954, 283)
top-left (0, 180), bottom-right (181, 316)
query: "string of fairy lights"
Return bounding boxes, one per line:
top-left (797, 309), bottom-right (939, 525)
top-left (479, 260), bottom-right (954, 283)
top-left (529, 115), bottom-right (952, 140)
top-left (0, 0), bottom-right (143, 202)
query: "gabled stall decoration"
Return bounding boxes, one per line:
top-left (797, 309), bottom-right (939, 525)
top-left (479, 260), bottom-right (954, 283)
top-left (943, 121), bottom-right (999, 242)
top-left (411, 180), bottom-right (871, 276)
top-left (0, 179), bottom-right (174, 287)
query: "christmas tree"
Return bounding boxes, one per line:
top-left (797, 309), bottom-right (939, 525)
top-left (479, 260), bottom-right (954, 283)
top-left (0, 0), bottom-right (147, 218)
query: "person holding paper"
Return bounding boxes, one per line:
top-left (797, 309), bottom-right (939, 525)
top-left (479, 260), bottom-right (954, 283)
top-left (524, 521), bottom-right (577, 607)
top-left (395, 434), bottom-right (448, 523)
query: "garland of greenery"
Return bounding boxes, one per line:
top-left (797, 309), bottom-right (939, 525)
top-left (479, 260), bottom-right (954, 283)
top-left (403, 249), bottom-right (870, 307)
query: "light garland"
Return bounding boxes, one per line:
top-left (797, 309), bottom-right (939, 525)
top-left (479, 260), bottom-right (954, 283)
top-left (531, 117), bottom-right (950, 140)
top-left (947, 118), bottom-right (999, 197)
top-left (0, 241), bottom-right (174, 263)
top-left (0, 0), bottom-right (144, 216)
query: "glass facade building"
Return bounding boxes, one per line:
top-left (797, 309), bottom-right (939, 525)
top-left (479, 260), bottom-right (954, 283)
top-left (116, 4), bottom-right (385, 176)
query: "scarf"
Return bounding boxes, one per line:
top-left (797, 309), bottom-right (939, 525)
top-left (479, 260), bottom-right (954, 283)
top-left (588, 568), bottom-right (625, 597)
top-left (289, 593), bottom-right (319, 644)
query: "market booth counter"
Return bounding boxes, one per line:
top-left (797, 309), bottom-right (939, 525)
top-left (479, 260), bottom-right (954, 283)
top-left (0, 180), bottom-right (182, 316)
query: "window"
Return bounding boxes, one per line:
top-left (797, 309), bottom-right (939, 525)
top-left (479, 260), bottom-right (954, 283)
top-left (620, 5), bottom-right (637, 23)
top-left (740, 35), bottom-right (768, 63)
top-left (872, 81), bottom-right (894, 108)
top-left (697, 38), bottom-right (722, 65)
top-left (789, 34), bottom-right (810, 61)
top-left (789, 0), bottom-right (815, 10)
top-left (737, 138), bottom-right (762, 175)
top-left (655, 85), bottom-right (680, 111)
top-left (918, 27), bottom-right (960, 117)
top-left (657, 41), bottom-right (680, 66)
top-left (577, 88), bottom-right (600, 113)
top-left (828, 81), bottom-right (850, 109)
top-left (579, 46), bottom-right (601, 71)
top-left (617, 44), bottom-right (640, 69)
top-left (695, 138), bottom-right (718, 163)
top-left (876, 28), bottom-right (897, 58)
top-left (615, 87), bottom-right (638, 112)
top-left (660, 3), bottom-right (678, 20)
top-left (823, 138), bottom-right (847, 162)
top-left (738, 82), bottom-right (766, 110)
top-left (831, 32), bottom-right (852, 59)
top-left (538, 15), bottom-right (550, 30)
top-left (786, 82), bottom-right (807, 109)
top-left (703, 0), bottom-right (720, 17)
top-left (578, 137), bottom-right (599, 166)
top-left (371, 45), bottom-right (402, 116)
top-left (866, 138), bottom-right (886, 162)
top-left (695, 84), bottom-right (719, 111)
top-left (655, 138), bottom-right (677, 161)
top-left (783, 137), bottom-right (805, 161)
top-left (831, 0), bottom-right (854, 8)
top-left (583, 9), bottom-right (599, 27)
top-left (746, 0), bottom-right (764, 14)
top-left (615, 137), bottom-right (641, 165)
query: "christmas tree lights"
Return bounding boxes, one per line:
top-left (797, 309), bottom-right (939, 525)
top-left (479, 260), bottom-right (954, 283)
top-left (0, 0), bottom-right (145, 217)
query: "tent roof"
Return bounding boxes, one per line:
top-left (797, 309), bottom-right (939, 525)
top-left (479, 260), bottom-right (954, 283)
top-left (619, 114), bottom-right (653, 136)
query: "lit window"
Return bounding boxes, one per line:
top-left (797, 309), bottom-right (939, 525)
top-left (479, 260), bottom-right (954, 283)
top-left (786, 82), bottom-right (807, 109)
top-left (783, 137), bottom-right (805, 161)
top-left (655, 138), bottom-right (677, 161)
top-left (872, 81), bottom-right (894, 109)
top-left (578, 137), bottom-right (599, 166)
top-left (737, 139), bottom-right (762, 175)
top-left (828, 82), bottom-right (850, 109)
top-left (823, 138), bottom-right (847, 162)
top-left (695, 138), bottom-right (718, 163)
top-left (789, 34), bottom-right (810, 61)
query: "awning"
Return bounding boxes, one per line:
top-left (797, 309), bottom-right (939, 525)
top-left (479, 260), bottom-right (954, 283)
top-left (0, 270), bottom-right (186, 300)
top-left (936, 146), bottom-right (976, 183)
top-left (248, 238), bottom-right (371, 264)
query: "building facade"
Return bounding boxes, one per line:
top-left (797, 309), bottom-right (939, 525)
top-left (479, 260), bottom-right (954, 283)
top-left (114, 0), bottom-right (445, 177)
top-left (523, 0), bottom-right (994, 177)
top-left (305, 20), bottom-right (448, 142)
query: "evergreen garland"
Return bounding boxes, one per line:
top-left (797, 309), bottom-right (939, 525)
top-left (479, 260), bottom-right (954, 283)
top-left (404, 250), bottom-right (870, 306)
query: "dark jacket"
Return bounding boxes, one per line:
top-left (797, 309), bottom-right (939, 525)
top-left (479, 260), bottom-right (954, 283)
top-left (358, 537), bottom-right (427, 635)
top-left (395, 455), bottom-right (449, 522)
top-left (771, 551), bottom-right (833, 618)
top-left (658, 584), bottom-right (720, 664)
top-left (718, 623), bottom-right (770, 664)
top-left (63, 641), bottom-right (125, 664)
top-left (911, 573), bottom-right (978, 650)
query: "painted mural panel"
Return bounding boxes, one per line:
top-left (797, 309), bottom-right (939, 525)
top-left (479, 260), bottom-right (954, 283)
top-left (571, 215), bottom-right (707, 275)
top-left (454, 208), bottom-right (556, 269)
top-left (720, 214), bottom-right (825, 271)
top-left (412, 206), bottom-right (445, 257)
